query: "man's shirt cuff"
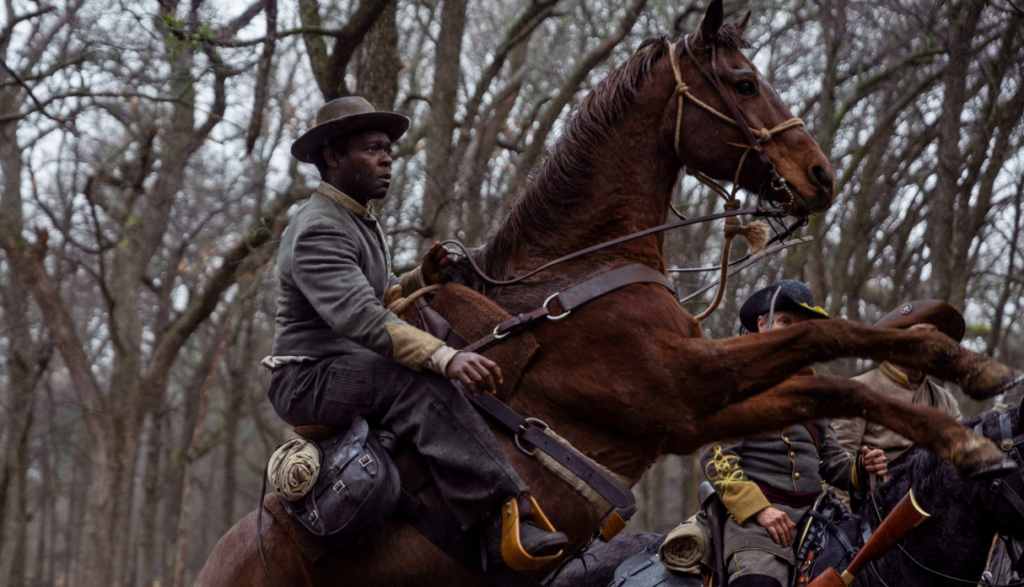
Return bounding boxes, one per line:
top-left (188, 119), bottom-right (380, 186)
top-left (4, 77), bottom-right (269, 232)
top-left (424, 346), bottom-right (459, 376)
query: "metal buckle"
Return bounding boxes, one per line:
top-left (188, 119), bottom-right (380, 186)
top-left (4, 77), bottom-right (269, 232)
top-left (333, 479), bottom-right (348, 496)
top-left (359, 454), bottom-right (373, 467)
top-left (543, 293), bottom-right (570, 321)
top-left (514, 417), bottom-right (551, 456)
top-left (308, 509), bottom-right (320, 524)
top-left (493, 323), bottom-right (509, 339)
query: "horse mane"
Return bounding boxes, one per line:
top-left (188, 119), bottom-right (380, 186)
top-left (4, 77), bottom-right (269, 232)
top-left (469, 23), bottom-right (751, 285)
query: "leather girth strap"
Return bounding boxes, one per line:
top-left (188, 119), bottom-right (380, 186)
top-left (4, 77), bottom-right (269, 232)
top-left (399, 263), bottom-right (669, 586)
top-left (455, 263), bottom-right (671, 511)
top-left (463, 263), bottom-right (676, 355)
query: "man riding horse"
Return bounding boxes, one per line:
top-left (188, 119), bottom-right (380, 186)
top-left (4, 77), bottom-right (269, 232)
top-left (701, 281), bottom-right (888, 587)
top-left (831, 300), bottom-right (967, 509)
top-left (263, 96), bottom-right (568, 562)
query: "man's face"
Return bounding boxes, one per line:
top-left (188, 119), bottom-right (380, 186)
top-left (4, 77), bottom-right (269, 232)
top-left (323, 130), bottom-right (393, 201)
top-left (757, 310), bottom-right (811, 332)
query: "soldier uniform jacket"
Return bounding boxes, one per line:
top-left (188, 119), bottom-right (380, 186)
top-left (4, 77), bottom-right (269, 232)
top-left (700, 421), bottom-right (865, 563)
top-left (834, 362), bottom-right (963, 462)
top-left (271, 182), bottom-right (448, 371)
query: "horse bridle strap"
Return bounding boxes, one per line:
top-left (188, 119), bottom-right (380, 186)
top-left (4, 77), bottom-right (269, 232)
top-left (668, 36), bottom-right (804, 201)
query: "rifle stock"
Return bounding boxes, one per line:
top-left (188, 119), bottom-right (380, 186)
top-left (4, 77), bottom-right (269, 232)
top-left (807, 490), bottom-right (929, 587)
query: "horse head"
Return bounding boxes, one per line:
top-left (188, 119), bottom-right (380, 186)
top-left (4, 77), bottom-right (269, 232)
top-left (666, 0), bottom-right (835, 217)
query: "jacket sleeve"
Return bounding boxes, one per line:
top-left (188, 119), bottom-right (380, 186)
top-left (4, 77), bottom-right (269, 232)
top-left (818, 421), bottom-right (866, 492)
top-left (392, 266), bottom-right (427, 298)
top-left (831, 416), bottom-right (867, 456)
top-left (700, 441), bottom-right (771, 524)
top-left (292, 221), bottom-right (445, 371)
top-left (931, 382), bottom-right (963, 423)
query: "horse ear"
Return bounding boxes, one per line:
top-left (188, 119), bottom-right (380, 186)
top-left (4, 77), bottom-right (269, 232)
top-left (738, 10), bottom-right (752, 33)
top-left (699, 0), bottom-right (724, 45)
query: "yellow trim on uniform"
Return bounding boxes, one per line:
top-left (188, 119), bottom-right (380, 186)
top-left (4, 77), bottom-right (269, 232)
top-left (850, 454), bottom-right (862, 491)
top-left (706, 446), bottom-right (771, 524)
top-left (799, 302), bottom-right (829, 317)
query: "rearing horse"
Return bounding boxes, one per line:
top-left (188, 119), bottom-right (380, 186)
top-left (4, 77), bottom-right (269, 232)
top-left (196, 2), bottom-right (1021, 585)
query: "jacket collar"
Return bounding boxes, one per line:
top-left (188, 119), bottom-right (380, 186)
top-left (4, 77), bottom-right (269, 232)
top-left (317, 182), bottom-right (375, 220)
top-left (880, 361), bottom-right (921, 389)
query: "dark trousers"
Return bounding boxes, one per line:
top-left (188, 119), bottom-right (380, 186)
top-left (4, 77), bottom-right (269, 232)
top-left (268, 352), bottom-right (526, 528)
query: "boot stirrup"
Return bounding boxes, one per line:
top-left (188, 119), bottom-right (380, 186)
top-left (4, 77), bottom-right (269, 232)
top-left (500, 496), bottom-right (563, 571)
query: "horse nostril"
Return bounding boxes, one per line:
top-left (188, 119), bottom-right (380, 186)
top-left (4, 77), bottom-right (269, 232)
top-left (811, 165), bottom-right (833, 193)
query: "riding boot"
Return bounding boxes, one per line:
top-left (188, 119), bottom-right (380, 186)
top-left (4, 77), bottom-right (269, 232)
top-left (484, 495), bottom-right (569, 567)
top-left (729, 575), bottom-right (784, 587)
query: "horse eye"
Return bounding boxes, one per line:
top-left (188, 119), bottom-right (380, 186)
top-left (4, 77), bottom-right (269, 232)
top-left (736, 80), bottom-right (757, 96)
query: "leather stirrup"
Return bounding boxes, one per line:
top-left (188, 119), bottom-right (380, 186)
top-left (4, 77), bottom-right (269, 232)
top-left (500, 496), bottom-right (563, 571)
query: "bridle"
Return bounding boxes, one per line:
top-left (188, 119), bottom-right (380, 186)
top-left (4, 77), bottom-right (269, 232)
top-left (444, 35), bottom-right (812, 291)
top-left (667, 35), bottom-right (806, 210)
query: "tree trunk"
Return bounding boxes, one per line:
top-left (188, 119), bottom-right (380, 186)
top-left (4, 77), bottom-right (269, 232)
top-left (420, 0), bottom-right (470, 248)
top-left (171, 339), bottom-right (225, 587)
top-left (355, 0), bottom-right (400, 109)
top-left (136, 412), bottom-right (164, 587)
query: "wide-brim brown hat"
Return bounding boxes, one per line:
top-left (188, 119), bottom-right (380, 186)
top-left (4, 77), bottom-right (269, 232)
top-left (874, 299), bottom-right (966, 342)
top-left (291, 96), bottom-right (409, 163)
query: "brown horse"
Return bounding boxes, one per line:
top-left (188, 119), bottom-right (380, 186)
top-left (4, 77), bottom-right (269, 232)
top-left (195, 2), bottom-right (1022, 585)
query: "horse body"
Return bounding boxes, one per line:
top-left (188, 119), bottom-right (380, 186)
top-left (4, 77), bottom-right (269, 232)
top-left (196, 2), bottom-right (1022, 584)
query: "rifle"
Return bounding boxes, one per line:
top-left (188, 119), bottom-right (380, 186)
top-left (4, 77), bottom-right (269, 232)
top-left (807, 489), bottom-right (929, 586)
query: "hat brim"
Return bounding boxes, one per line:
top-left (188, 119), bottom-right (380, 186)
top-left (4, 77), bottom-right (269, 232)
top-left (291, 112), bottom-right (410, 163)
top-left (740, 287), bottom-right (829, 333)
top-left (874, 300), bottom-right (966, 342)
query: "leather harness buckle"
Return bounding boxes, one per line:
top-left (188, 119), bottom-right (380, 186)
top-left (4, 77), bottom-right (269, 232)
top-left (543, 293), bottom-right (570, 320)
top-left (359, 454), bottom-right (373, 467)
top-left (514, 418), bottom-right (550, 456)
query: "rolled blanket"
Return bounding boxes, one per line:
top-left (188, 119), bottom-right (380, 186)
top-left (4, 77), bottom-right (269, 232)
top-left (268, 438), bottom-right (321, 501)
top-left (658, 514), bottom-right (707, 574)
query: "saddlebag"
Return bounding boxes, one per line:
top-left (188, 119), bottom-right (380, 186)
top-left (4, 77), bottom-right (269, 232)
top-left (280, 417), bottom-right (400, 545)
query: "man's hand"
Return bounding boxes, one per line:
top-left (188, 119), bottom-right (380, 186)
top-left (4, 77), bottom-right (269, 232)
top-left (446, 352), bottom-right (503, 396)
top-left (755, 506), bottom-right (795, 547)
top-left (862, 446), bottom-right (887, 478)
top-left (422, 241), bottom-right (453, 285)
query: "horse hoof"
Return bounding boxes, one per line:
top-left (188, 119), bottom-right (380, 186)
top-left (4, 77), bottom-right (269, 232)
top-left (955, 438), bottom-right (1017, 479)
top-left (959, 362), bottom-right (1024, 400)
top-left (968, 460), bottom-right (1018, 480)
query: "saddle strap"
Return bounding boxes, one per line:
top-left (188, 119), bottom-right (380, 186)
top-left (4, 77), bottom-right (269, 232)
top-left (470, 392), bottom-right (637, 511)
top-left (463, 263), bottom-right (676, 354)
top-left (398, 489), bottom-right (545, 587)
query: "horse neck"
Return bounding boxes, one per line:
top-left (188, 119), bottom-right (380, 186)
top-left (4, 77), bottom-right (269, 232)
top-left (482, 91), bottom-right (681, 287)
top-left (871, 453), bottom-right (995, 585)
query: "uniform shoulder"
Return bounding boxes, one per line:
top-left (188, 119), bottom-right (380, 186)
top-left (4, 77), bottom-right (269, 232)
top-left (852, 367), bottom-right (884, 384)
top-left (927, 379), bottom-right (959, 404)
top-left (290, 194), bottom-right (354, 233)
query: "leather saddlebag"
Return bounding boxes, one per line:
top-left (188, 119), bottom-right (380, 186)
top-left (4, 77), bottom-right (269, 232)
top-left (282, 417), bottom-right (400, 544)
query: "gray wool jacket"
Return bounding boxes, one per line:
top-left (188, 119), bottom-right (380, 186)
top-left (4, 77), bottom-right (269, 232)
top-left (270, 183), bottom-right (447, 372)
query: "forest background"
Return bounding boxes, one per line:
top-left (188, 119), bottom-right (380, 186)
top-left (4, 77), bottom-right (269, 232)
top-left (0, 0), bottom-right (1022, 585)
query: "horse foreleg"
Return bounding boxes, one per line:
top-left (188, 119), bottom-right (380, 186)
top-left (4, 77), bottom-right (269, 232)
top-left (688, 375), bottom-right (1011, 479)
top-left (672, 320), bottom-right (1021, 412)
